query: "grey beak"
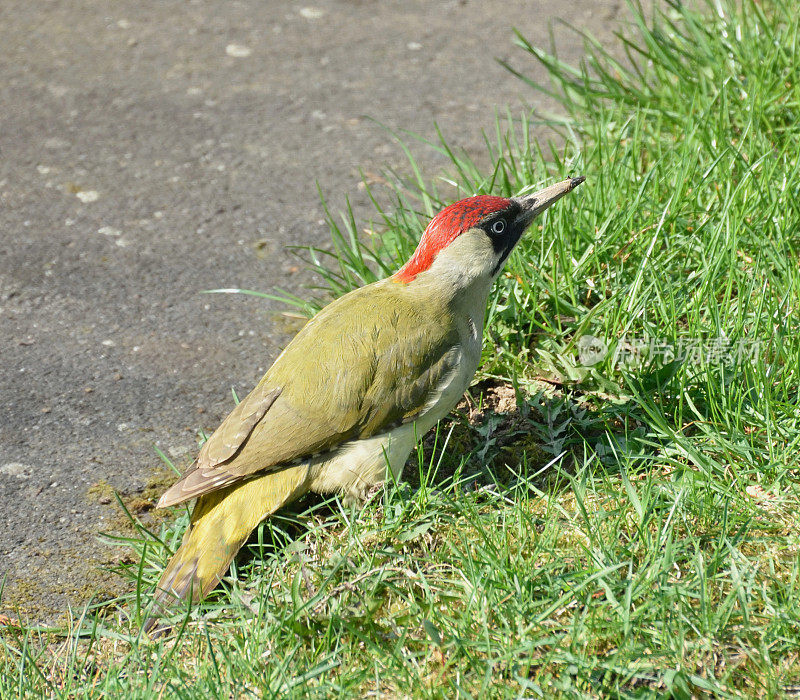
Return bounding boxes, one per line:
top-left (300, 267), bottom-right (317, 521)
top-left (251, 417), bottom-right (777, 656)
top-left (512, 176), bottom-right (585, 229)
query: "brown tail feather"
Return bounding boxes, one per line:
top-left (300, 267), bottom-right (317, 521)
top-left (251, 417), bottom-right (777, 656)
top-left (143, 464), bottom-right (311, 636)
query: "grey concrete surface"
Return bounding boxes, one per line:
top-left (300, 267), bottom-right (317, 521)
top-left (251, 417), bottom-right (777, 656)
top-left (0, 0), bottom-right (622, 621)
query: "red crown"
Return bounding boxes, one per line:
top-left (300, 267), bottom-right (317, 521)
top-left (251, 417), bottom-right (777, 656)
top-left (395, 195), bottom-right (510, 283)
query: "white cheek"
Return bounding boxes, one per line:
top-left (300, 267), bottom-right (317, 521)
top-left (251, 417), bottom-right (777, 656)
top-left (428, 231), bottom-right (497, 285)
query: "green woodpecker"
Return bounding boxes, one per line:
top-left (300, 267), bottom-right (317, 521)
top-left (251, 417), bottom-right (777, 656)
top-left (144, 176), bottom-right (584, 632)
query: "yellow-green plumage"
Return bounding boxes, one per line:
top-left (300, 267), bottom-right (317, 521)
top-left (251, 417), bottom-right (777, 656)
top-left (158, 282), bottom-right (459, 505)
top-left (145, 465), bottom-right (310, 632)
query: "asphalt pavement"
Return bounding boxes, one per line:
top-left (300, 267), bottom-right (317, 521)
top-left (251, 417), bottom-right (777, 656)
top-left (0, 0), bottom-right (622, 622)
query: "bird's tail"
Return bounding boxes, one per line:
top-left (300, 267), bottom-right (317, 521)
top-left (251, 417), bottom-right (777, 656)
top-left (142, 464), bottom-right (311, 635)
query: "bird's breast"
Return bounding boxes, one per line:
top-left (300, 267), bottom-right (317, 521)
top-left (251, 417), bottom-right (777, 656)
top-left (416, 338), bottom-right (481, 435)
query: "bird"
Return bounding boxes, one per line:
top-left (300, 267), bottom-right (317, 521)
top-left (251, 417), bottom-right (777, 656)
top-left (143, 176), bottom-right (585, 633)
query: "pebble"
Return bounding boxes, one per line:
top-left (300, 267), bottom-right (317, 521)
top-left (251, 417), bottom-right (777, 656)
top-left (0, 463), bottom-right (31, 479)
top-left (299, 7), bottom-right (324, 19)
top-left (76, 190), bottom-right (99, 203)
top-left (226, 43), bottom-right (252, 57)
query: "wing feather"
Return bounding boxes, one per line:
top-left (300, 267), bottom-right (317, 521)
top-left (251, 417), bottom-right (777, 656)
top-left (197, 386), bottom-right (282, 468)
top-left (158, 283), bottom-right (460, 507)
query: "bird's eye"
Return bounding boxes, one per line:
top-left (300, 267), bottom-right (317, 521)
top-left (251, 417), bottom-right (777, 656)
top-left (491, 220), bottom-right (506, 234)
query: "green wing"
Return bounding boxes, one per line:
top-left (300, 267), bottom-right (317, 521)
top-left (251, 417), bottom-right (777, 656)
top-left (158, 282), bottom-right (460, 506)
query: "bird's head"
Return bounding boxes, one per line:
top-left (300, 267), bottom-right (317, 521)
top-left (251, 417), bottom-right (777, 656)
top-left (394, 177), bottom-right (585, 289)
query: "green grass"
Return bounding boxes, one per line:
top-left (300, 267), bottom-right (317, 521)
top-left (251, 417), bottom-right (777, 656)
top-left (4, 0), bottom-right (800, 696)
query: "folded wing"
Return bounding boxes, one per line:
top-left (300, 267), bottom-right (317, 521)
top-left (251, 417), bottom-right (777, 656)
top-left (158, 285), bottom-right (459, 506)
